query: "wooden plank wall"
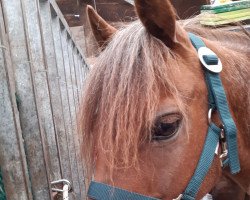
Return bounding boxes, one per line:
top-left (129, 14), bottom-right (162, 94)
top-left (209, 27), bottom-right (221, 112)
top-left (0, 0), bottom-right (88, 199)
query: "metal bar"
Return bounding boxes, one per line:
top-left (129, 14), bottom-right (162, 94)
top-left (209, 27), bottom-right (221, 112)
top-left (71, 47), bottom-right (87, 198)
top-left (68, 41), bottom-right (79, 108)
top-left (79, 55), bottom-right (88, 197)
top-left (72, 49), bottom-right (81, 101)
top-left (37, 0), bottom-right (67, 180)
top-left (72, 52), bottom-right (87, 198)
top-left (82, 57), bottom-right (88, 82)
top-left (67, 37), bottom-right (85, 199)
top-left (81, 59), bottom-right (86, 84)
top-left (51, 5), bottom-right (72, 188)
top-left (77, 55), bottom-right (83, 93)
top-left (61, 28), bottom-right (81, 199)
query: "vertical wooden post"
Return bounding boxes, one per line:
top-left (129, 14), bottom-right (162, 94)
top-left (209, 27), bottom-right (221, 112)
top-left (1, 0), bottom-right (52, 198)
top-left (0, 2), bottom-right (32, 199)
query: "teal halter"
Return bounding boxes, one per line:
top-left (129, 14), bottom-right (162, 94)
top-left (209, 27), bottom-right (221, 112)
top-left (87, 33), bottom-right (240, 200)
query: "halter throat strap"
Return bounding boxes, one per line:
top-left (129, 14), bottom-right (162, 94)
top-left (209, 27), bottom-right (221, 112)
top-left (87, 33), bottom-right (240, 200)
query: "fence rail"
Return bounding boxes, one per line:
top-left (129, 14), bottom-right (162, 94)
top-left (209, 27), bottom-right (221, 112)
top-left (0, 0), bottom-right (88, 199)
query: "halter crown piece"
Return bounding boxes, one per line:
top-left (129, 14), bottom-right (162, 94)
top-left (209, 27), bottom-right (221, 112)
top-left (87, 33), bottom-right (240, 200)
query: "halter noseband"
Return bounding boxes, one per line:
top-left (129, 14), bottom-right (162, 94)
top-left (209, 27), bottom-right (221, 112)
top-left (87, 33), bottom-right (240, 200)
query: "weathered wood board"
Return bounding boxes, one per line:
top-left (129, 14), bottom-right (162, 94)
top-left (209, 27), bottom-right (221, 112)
top-left (0, 0), bottom-right (88, 199)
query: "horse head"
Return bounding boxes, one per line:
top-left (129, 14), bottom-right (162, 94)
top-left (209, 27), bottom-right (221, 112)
top-left (80, 0), bottom-right (250, 199)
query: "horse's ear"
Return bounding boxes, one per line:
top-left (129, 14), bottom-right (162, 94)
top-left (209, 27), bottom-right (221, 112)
top-left (87, 5), bottom-right (117, 47)
top-left (135, 0), bottom-right (180, 48)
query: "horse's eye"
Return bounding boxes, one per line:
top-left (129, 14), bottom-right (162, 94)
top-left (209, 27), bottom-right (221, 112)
top-left (152, 114), bottom-right (182, 141)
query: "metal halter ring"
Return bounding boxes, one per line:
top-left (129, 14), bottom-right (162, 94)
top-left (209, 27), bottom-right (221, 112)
top-left (198, 47), bottom-right (222, 73)
top-left (208, 107), bottom-right (214, 125)
top-left (208, 107), bottom-right (225, 129)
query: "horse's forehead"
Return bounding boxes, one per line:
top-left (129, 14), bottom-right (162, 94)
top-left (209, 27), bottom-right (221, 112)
top-left (162, 58), bottom-right (205, 101)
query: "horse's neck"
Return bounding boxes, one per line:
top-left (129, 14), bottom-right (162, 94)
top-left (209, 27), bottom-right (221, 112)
top-left (222, 45), bottom-right (249, 138)
top-left (209, 31), bottom-right (250, 137)
top-left (221, 43), bottom-right (250, 194)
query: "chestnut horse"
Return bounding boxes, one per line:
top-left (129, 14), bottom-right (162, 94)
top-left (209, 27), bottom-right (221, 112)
top-left (79, 0), bottom-right (250, 199)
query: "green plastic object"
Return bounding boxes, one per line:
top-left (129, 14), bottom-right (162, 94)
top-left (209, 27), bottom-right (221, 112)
top-left (201, 0), bottom-right (250, 11)
top-left (201, 1), bottom-right (250, 13)
top-left (0, 169), bottom-right (6, 200)
top-left (200, 0), bottom-right (250, 25)
top-left (201, 8), bottom-right (250, 25)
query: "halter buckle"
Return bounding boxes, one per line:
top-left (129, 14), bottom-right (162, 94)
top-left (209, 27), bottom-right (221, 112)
top-left (208, 108), bottom-right (228, 167)
top-left (219, 128), bottom-right (228, 167)
top-left (198, 47), bottom-right (222, 73)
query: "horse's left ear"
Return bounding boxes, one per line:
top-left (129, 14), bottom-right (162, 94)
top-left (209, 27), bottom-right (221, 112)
top-left (87, 5), bottom-right (117, 47)
top-left (135, 0), bottom-right (183, 48)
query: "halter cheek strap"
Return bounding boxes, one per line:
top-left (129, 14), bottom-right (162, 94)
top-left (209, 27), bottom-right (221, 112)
top-left (188, 33), bottom-right (240, 174)
top-left (87, 33), bottom-right (240, 200)
top-left (181, 33), bottom-right (241, 199)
